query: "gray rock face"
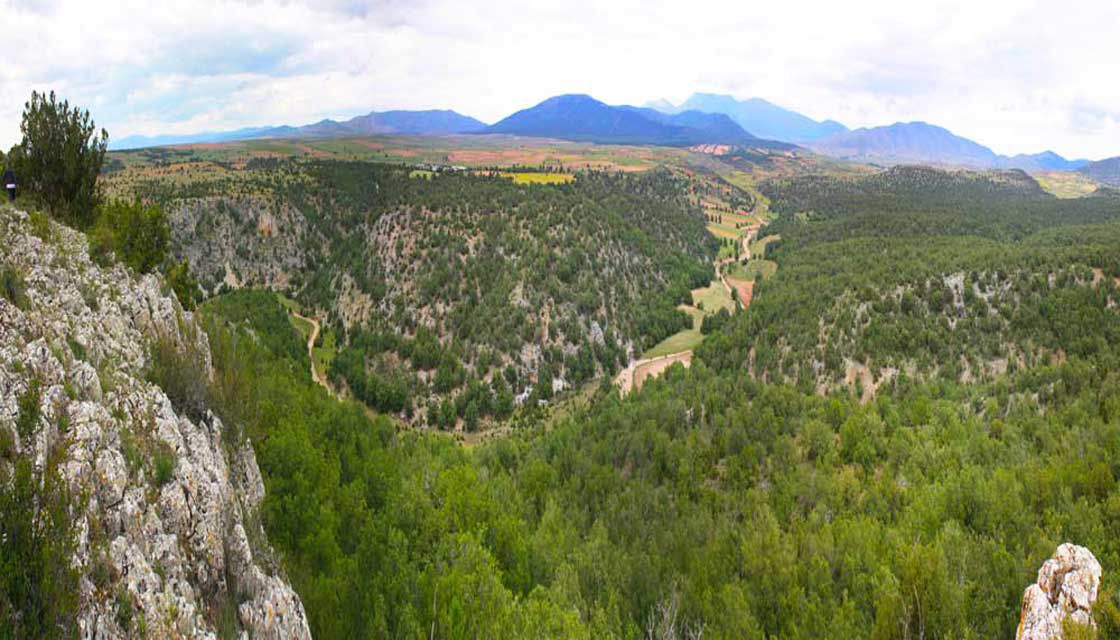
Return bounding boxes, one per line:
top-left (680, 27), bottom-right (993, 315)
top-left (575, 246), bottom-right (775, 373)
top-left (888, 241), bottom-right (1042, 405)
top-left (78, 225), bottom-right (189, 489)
top-left (0, 206), bottom-right (310, 639)
top-left (1017, 543), bottom-right (1102, 640)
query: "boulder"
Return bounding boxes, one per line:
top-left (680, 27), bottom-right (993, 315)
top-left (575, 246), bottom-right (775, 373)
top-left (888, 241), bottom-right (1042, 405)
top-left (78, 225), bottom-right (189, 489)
top-left (0, 206), bottom-right (311, 639)
top-left (1017, 543), bottom-right (1102, 640)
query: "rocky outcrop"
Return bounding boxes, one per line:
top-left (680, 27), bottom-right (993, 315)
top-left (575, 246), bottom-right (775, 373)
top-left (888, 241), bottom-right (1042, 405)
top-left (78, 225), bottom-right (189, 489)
top-left (1017, 543), bottom-right (1102, 640)
top-left (0, 206), bottom-right (310, 638)
top-left (170, 197), bottom-right (308, 295)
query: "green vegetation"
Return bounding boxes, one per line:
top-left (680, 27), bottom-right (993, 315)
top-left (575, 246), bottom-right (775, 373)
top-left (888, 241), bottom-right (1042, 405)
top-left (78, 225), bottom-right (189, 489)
top-left (16, 380), bottom-right (40, 439)
top-left (189, 165), bottom-right (1120, 639)
top-left (0, 457), bottom-right (79, 639)
top-left (119, 159), bottom-right (716, 425)
top-left (89, 199), bottom-right (170, 274)
top-left (642, 306), bottom-right (704, 358)
top-left (703, 166), bottom-right (1120, 388)
top-left (1, 266), bottom-right (28, 310)
top-left (145, 328), bottom-right (211, 423)
top-left (726, 259), bottom-right (777, 282)
top-left (9, 90), bottom-right (107, 228)
top-left (200, 276), bottom-right (1120, 638)
top-left (9, 111), bottom-right (1120, 636)
top-left (164, 260), bottom-right (200, 310)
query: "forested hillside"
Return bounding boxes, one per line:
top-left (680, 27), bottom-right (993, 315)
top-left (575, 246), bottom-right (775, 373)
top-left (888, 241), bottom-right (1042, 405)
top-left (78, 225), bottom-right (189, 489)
top-left (113, 161), bottom-right (716, 425)
top-left (704, 166), bottom-right (1120, 393)
top-left (105, 146), bottom-right (1120, 639)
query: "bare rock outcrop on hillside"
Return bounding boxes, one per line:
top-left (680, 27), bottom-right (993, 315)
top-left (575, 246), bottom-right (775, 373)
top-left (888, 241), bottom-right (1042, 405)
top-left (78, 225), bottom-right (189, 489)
top-left (1017, 543), bottom-right (1101, 640)
top-left (0, 206), bottom-right (310, 638)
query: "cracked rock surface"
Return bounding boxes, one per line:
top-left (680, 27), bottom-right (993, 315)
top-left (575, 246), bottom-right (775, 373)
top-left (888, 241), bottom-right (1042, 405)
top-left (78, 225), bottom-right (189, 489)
top-left (0, 206), bottom-right (310, 639)
top-left (1017, 543), bottom-right (1101, 640)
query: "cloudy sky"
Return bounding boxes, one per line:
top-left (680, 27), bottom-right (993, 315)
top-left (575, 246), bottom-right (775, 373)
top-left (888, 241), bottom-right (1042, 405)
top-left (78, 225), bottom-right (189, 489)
top-left (1, 0), bottom-right (1117, 159)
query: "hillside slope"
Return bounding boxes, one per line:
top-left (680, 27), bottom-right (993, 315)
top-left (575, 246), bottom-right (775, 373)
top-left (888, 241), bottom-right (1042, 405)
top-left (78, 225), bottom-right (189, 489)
top-left (1079, 156), bottom-right (1120, 186)
top-left (112, 109), bottom-right (487, 150)
top-left (650, 93), bottom-right (848, 143)
top-left (112, 160), bottom-right (717, 426)
top-left (0, 206), bottom-right (309, 637)
top-left (710, 165), bottom-right (1120, 391)
top-left (485, 94), bottom-right (789, 147)
top-left (811, 122), bottom-right (1000, 167)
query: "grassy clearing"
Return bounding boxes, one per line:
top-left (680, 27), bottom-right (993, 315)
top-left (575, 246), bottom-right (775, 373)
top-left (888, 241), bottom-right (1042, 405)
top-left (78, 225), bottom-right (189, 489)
top-left (692, 281), bottom-right (734, 314)
top-left (409, 169), bottom-right (434, 180)
top-left (706, 223), bottom-right (743, 239)
top-left (749, 234), bottom-right (779, 258)
top-left (498, 172), bottom-right (575, 185)
top-left (275, 293), bottom-right (337, 375)
top-left (289, 313), bottom-right (313, 343)
top-left (312, 329), bottom-right (337, 377)
top-left (728, 259), bottom-right (778, 281)
top-left (1034, 171), bottom-right (1099, 198)
top-left (710, 211), bottom-right (753, 226)
top-left (642, 306), bottom-right (704, 358)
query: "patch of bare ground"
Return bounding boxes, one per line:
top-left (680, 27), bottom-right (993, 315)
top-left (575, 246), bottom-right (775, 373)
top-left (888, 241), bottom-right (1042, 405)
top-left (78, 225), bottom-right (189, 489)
top-left (844, 359), bottom-right (898, 404)
top-left (614, 351), bottom-right (693, 395)
top-left (725, 276), bottom-right (753, 307)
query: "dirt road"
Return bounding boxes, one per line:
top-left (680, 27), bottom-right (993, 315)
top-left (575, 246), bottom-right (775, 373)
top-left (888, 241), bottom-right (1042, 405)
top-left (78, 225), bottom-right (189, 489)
top-left (615, 224), bottom-right (766, 396)
top-left (292, 311), bottom-right (335, 397)
top-left (614, 350), bottom-right (693, 395)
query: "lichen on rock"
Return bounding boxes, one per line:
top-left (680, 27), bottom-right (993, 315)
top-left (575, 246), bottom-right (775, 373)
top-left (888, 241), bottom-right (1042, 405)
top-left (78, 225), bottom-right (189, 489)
top-left (1017, 543), bottom-right (1102, 640)
top-left (0, 205), bottom-right (310, 639)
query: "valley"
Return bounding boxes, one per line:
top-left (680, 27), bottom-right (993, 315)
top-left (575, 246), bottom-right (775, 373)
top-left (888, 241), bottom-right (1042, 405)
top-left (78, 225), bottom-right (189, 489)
top-left (102, 135), bottom-right (812, 429)
top-left (6, 92), bottom-right (1120, 640)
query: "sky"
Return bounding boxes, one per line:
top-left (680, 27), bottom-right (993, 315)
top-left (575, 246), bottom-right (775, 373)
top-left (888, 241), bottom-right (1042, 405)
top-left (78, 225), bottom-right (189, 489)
top-left (1, 0), bottom-right (1118, 159)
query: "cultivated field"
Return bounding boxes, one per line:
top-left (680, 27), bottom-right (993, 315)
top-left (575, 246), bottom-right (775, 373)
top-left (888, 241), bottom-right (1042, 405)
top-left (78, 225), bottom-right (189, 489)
top-left (498, 171), bottom-right (575, 184)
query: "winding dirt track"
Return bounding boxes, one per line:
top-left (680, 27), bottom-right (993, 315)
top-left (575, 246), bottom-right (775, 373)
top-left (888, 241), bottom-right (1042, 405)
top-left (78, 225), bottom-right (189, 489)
top-left (292, 311), bottom-right (335, 397)
top-left (614, 351), bottom-right (693, 395)
top-left (616, 225), bottom-right (763, 395)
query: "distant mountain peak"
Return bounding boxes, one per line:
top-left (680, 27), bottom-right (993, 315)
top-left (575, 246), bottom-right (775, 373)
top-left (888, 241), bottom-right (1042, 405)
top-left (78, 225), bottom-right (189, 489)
top-left (1078, 156), bottom-right (1120, 186)
top-left (484, 93), bottom-right (792, 148)
top-left (110, 109), bottom-right (487, 150)
top-left (811, 121), bottom-right (1090, 171)
top-left (811, 121), bottom-right (999, 168)
top-left (646, 93), bottom-right (847, 143)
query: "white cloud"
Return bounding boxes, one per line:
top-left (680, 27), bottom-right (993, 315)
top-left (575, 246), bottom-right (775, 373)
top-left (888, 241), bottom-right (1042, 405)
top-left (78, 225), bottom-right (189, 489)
top-left (0, 0), bottom-right (1116, 158)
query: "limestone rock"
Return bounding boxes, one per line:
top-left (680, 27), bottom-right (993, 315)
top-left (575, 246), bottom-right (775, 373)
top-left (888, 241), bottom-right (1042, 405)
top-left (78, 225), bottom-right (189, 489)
top-left (0, 206), bottom-right (310, 639)
top-left (1017, 543), bottom-right (1102, 640)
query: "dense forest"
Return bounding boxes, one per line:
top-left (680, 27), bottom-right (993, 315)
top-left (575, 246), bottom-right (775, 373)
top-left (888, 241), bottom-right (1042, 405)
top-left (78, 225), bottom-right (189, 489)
top-left (115, 161), bottom-right (716, 426)
top-left (181, 163), bottom-right (1120, 638)
top-left (14, 91), bottom-right (1120, 638)
top-left (703, 166), bottom-right (1120, 392)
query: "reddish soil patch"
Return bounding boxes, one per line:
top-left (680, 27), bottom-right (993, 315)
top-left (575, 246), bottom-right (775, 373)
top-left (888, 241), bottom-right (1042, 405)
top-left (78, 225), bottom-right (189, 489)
top-left (726, 277), bottom-right (754, 307)
top-left (633, 352), bottom-right (692, 391)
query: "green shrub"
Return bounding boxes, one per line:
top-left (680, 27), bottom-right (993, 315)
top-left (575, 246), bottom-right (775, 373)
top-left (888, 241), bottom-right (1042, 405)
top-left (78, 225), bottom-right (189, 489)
top-left (165, 260), bottom-right (199, 310)
top-left (16, 379), bottom-right (41, 440)
top-left (146, 332), bottom-right (210, 423)
top-left (89, 199), bottom-right (169, 274)
top-left (11, 90), bottom-right (107, 228)
top-left (1, 266), bottom-right (28, 309)
top-left (27, 210), bottom-right (52, 242)
top-left (119, 428), bottom-right (142, 477)
top-left (0, 427), bottom-right (14, 461)
top-left (114, 587), bottom-right (133, 632)
top-left (0, 459), bottom-right (79, 637)
top-left (153, 443), bottom-right (176, 487)
top-left (67, 336), bottom-right (86, 361)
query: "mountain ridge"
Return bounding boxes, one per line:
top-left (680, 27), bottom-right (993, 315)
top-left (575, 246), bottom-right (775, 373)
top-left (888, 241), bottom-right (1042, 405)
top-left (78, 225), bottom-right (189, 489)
top-left (810, 121), bottom-right (1091, 170)
top-left (1078, 156), bottom-right (1120, 186)
top-left (646, 92), bottom-right (848, 143)
top-left (483, 94), bottom-right (792, 148)
top-left (111, 108), bottom-right (487, 150)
